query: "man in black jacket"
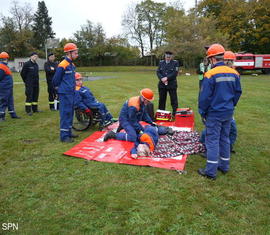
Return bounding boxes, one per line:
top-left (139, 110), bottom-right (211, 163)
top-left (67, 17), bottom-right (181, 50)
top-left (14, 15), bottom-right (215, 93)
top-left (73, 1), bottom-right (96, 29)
top-left (44, 53), bottom-right (58, 111)
top-left (20, 52), bottom-right (40, 115)
top-left (156, 51), bottom-right (179, 116)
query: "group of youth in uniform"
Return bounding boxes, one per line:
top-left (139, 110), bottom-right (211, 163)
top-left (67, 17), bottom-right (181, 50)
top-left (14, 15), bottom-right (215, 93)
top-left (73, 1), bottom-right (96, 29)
top-left (0, 42), bottom-right (242, 180)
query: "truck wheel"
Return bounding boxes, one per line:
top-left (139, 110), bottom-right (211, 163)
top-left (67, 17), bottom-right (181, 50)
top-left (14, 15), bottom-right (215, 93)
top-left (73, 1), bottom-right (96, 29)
top-left (262, 69), bottom-right (270, 74)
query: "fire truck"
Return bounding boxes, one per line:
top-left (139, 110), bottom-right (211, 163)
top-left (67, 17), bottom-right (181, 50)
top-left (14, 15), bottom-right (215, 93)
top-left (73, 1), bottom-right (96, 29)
top-left (234, 53), bottom-right (270, 74)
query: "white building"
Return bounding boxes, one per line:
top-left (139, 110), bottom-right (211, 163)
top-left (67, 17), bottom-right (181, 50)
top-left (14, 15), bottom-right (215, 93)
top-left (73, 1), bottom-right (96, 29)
top-left (8, 58), bottom-right (46, 72)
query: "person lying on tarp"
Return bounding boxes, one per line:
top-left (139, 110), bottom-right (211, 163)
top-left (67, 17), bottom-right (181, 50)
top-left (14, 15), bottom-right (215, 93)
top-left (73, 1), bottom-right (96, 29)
top-left (74, 72), bottom-right (114, 127)
top-left (103, 88), bottom-right (156, 142)
top-left (131, 125), bottom-right (173, 159)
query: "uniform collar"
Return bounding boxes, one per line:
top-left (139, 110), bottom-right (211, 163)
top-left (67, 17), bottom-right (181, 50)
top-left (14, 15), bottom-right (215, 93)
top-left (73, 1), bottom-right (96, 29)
top-left (212, 62), bottom-right (225, 68)
top-left (30, 59), bottom-right (37, 64)
top-left (65, 56), bottom-right (72, 63)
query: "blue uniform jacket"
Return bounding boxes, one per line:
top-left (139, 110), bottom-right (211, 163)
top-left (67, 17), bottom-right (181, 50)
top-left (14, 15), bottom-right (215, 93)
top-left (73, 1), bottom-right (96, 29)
top-left (199, 62), bottom-right (242, 118)
top-left (156, 60), bottom-right (179, 89)
top-left (74, 86), bottom-right (99, 110)
top-left (119, 96), bottom-right (153, 133)
top-left (0, 62), bottom-right (13, 90)
top-left (52, 57), bottom-right (76, 94)
top-left (131, 125), bottom-right (159, 154)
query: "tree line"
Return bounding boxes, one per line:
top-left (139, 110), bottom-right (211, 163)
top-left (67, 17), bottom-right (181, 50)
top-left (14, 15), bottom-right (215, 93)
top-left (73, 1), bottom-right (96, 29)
top-left (0, 0), bottom-right (269, 68)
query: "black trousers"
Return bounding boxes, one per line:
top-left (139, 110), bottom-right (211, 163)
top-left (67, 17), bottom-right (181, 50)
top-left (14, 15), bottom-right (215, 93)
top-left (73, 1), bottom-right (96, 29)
top-left (25, 81), bottom-right (39, 104)
top-left (158, 87), bottom-right (178, 115)
top-left (25, 80), bottom-right (39, 112)
top-left (46, 79), bottom-right (57, 102)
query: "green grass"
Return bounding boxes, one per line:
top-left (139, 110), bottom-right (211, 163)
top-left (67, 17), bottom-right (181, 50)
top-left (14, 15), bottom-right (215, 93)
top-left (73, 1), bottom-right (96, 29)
top-left (1, 67), bottom-right (270, 234)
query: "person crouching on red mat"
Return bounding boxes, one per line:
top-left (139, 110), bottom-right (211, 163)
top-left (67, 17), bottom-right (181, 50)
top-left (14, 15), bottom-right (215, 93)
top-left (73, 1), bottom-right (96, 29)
top-left (103, 88), bottom-right (156, 143)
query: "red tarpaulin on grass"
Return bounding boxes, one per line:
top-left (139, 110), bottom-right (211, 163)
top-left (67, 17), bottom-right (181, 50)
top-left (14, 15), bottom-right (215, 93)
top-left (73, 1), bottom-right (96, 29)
top-left (64, 108), bottom-right (195, 171)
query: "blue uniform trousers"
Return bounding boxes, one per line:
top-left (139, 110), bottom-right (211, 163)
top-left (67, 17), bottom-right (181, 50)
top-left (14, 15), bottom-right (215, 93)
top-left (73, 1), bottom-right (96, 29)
top-left (205, 116), bottom-right (232, 177)
top-left (200, 119), bottom-right (237, 150)
top-left (59, 93), bottom-right (74, 141)
top-left (116, 124), bottom-right (168, 143)
top-left (229, 119), bottom-right (237, 146)
top-left (116, 121), bottom-right (137, 142)
top-left (0, 88), bottom-right (17, 118)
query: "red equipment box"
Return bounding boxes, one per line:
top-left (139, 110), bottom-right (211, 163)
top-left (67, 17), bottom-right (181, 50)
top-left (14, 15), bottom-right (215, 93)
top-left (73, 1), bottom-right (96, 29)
top-left (155, 109), bottom-right (172, 121)
top-left (175, 108), bottom-right (194, 129)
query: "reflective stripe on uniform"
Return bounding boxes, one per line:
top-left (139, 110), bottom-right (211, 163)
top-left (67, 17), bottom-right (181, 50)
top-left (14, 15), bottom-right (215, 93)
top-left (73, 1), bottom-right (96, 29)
top-left (8, 111), bottom-right (15, 113)
top-left (32, 102), bottom-right (38, 105)
top-left (49, 101), bottom-right (54, 104)
top-left (207, 160), bottom-right (218, 164)
top-left (216, 77), bottom-right (235, 83)
top-left (60, 129), bottom-right (69, 132)
top-left (220, 157), bottom-right (230, 161)
top-left (25, 103), bottom-right (32, 106)
top-left (0, 112), bottom-right (5, 114)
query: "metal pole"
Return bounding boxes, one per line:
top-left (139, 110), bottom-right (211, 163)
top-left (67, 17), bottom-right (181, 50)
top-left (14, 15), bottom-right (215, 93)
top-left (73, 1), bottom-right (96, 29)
top-left (45, 40), bottom-right (48, 59)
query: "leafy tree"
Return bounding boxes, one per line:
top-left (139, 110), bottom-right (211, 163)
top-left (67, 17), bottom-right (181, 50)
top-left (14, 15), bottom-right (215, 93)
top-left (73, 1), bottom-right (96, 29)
top-left (73, 21), bottom-right (107, 66)
top-left (32, 1), bottom-right (55, 50)
top-left (198, 0), bottom-right (270, 53)
top-left (0, 1), bottom-right (34, 57)
top-left (161, 7), bottom-right (228, 68)
top-left (73, 20), bottom-right (96, 65)
top-left (9, 0), bottom-right (33, 32)
top-left (122, 3), bottom-right (146, 57)
top-left (136, 0), bottom-right (167, 53)
top-left (105, 36), bottom-right (140, 65)
top-left (250, 0), bottom-right (270, 53)
top-left (92, 23), bottom-right (106, 66)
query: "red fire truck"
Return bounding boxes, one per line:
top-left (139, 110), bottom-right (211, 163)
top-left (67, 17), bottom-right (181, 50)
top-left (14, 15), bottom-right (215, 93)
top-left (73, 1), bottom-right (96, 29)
top-left (234, 53), bottom-right (270, 74)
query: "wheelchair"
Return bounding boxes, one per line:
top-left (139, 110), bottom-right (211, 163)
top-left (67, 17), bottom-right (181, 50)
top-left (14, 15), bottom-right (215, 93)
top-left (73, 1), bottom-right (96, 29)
top-left (72, 108), bottom-right (103, 131)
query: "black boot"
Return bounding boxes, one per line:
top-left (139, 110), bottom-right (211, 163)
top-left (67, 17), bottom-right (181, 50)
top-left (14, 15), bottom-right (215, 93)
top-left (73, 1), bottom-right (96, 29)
top-left (103, 131), bottom-right (116, 141)
top-left (25, 106), bottom-right (32, 116)
top-left (32, 105), bottom-right (42, 113)
top-left (0, 115), bottom-right (5, 122)
top-left (11, 115), bottom-right (21, 119)
top-left (49, 103), bottom-right (55, 111)
top-left (166, 127), bottom-right (174, 135)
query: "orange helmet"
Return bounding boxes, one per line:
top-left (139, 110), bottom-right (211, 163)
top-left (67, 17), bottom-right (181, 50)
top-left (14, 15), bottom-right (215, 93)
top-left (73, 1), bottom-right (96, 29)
top-left (207, 44), bottom-right (225, 58)
top-left (64, 43), bottom-right (78, 52)
top-left (140, 88), bottom-right (154, 101)
top-left (75, 72), bottom-right (82, 80)
top-left (0, 52), bottom-right (9, 59)
top-left (224, 51), bottom-right (236, 61)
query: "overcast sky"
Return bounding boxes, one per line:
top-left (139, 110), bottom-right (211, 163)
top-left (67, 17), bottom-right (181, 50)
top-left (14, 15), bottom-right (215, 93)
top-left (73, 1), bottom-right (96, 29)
top-left (0, 0), bottom-right (195, 39)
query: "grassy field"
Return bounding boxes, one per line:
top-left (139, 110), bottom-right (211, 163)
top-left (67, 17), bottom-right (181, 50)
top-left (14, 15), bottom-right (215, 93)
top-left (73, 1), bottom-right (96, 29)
top-left (0, 67), bottom-right (270, 234)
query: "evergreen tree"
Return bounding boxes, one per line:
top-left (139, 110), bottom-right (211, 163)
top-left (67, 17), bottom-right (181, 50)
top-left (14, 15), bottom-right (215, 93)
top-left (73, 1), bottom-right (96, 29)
top-left (32, 1), bottom-right (55, 50)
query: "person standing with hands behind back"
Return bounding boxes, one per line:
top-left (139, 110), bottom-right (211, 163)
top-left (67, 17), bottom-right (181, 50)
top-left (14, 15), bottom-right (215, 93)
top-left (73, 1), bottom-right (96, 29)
top-left (53, 43), bottom-right (79, 143)
top-left (44, 53), bottom-right (58, 111)
top-left (198, 44), bottom-right (242, 180)
top-left (156, 51), bottom-right (179, 117)
top-left (20, 52), bottom-right (40, 115)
